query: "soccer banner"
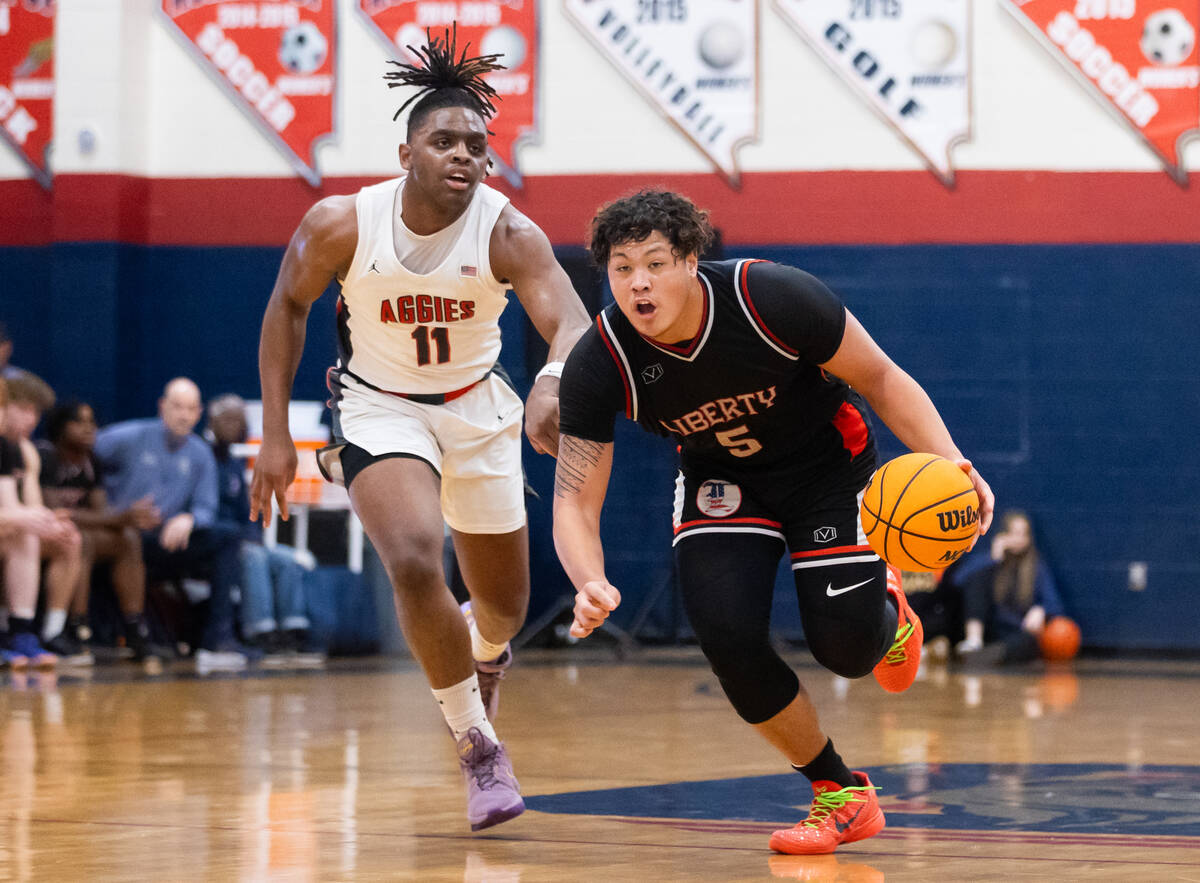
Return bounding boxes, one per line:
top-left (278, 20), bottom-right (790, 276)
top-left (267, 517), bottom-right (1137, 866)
top-left (357, 3), bottom-right (539, 188)
top-left (0, 0), bottom-right (54, 188)
top-left (564, 0), bottom-right (759, 186)
top-left (1004, 0), bottom-right (1199, 185)
top-left (774, 0), bottom-right (971, 187)
top-left (160, 1), bottom-right (336, 186)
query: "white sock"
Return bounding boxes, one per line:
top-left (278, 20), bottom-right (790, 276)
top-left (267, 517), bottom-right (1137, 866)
top-left (43, 609), bottom-right (68, 642)
top-left (469, 621), bottom-right (509, 664)
top-left (432, 675), bottom-right (498, 742)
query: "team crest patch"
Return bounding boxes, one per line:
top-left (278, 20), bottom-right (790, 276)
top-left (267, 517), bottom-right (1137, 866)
top-left (813, 526), bottom-right (837, 543)
top-left (697, 479), bottom-right (741, 517)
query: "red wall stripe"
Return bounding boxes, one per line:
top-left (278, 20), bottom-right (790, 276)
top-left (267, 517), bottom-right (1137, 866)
top-left (4, 170), bottom-right (1200, 247)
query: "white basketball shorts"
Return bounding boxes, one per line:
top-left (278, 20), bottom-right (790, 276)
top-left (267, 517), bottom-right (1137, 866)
top-left (322, 370), bottom-right (526, 534)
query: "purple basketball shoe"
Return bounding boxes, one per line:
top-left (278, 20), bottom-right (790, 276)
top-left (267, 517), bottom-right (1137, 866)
top-left (457, 727), bottom-right (525, 831)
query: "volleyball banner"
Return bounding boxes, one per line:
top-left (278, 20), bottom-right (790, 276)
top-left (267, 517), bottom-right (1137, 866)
top-left (1005, 0), bottom-right (1199, 184)
top-left (0, 0), bottom-right (54, 188)
top-left (160, 1), bottom-right (336, 186)
top-left (773, 0), bottom-right (970, 187)
top-left (564, 0), bottom-right (759, 186)
top-left (357, 3), bottom-right (539, 188)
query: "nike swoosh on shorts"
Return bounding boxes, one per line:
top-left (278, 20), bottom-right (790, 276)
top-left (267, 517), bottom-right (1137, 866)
top-left (826, 578), bottom-right (874, 597)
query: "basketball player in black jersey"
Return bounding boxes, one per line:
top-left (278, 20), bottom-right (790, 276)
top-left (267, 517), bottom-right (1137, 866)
top-left (553, 190), bottom-right (994, 855)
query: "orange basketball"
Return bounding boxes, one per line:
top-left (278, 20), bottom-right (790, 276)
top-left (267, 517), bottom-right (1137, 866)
top-left (859, 453), bottom-right (980, 572)
top-left (1039, 616), bottom-right (1082, 662)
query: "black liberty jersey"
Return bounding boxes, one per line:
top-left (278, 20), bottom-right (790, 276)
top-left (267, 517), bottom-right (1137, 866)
top-left (559, 259), bottom-right (872, 473)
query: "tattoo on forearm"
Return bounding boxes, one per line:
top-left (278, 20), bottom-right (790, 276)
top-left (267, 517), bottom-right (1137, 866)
top-left (555, 436), bottom-right (603, 497)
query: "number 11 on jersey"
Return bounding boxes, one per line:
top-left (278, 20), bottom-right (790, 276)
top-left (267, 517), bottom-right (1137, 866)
top-left (412, 325), bottom-right (451, 365)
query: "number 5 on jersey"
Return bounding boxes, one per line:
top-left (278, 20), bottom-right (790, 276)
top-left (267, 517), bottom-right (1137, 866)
top-left (715, 425), bottom-right (762, 457)
top-left (412, 325), bottom-right (450, 365)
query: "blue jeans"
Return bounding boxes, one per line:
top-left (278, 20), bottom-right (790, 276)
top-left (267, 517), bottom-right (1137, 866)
top-left (239, 543), bottom-right (310, 638)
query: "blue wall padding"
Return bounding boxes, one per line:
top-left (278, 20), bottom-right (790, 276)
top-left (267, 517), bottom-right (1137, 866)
top-left (3, 242), bottom-right (1197, 650)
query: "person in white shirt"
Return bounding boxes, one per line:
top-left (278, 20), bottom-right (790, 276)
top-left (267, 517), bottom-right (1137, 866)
top-left (250, 27), bottom-right (590, 832)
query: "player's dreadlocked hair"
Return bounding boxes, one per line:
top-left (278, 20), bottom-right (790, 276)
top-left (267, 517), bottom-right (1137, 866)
top-left (588, 190), bottom-right (715, 267)
top-left (383, 24), bottom-right (505, 139)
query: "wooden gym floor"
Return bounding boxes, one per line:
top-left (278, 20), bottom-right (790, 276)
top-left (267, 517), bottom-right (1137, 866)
top-left (2, 649), bottom-right (1198, 881)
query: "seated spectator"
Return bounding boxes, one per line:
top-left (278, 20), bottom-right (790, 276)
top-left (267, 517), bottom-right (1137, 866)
top-left (897, 569), bottom-right (955, 661)
top-left (2, 371), bottom-right (86, 664)
top-left (0, 378), bottom-right (73, 668)
top-left (955, 509), bottom-right (1064, 665)
top-left (39, 399), bottom-right (168, 661)
top-left (206, 394), bottom-right (320, 660)
top-left (94, 377), bottom-right (252, 671)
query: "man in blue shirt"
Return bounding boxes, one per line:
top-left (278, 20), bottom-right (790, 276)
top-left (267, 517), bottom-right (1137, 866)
top-left (206, 393), bottom-right (317, 659)
top-left (95, 377), bottom-right (248, 669)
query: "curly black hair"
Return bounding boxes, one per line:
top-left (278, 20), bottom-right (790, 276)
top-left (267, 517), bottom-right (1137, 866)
top-left (588, 190), bottom-right (714, 267)
top-left (43, 399), bottom-right (89, 445)
top-left (383, 24), bottom-right (505, 139)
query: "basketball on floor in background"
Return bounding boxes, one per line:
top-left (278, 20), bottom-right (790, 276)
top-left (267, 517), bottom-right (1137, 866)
top-left (859, 452), bottom-right (980, 572)
top-left (1040, 616), bottom-right (1082, 662)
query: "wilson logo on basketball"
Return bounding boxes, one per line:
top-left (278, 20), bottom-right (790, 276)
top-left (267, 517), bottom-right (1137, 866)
top-left (936, 506), bottom-right (978, 533)
top-left (859, 452), bottom-right (980, 572)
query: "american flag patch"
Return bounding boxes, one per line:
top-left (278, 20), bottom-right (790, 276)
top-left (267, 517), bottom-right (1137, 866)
top-left (460, 265), bottom-right (477, 277)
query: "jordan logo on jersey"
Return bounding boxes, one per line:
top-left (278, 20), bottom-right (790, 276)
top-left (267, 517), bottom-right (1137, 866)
top-left (659, 386), bottom-right (778, 437)
top-left (368, 260), bottom-right (381, 274)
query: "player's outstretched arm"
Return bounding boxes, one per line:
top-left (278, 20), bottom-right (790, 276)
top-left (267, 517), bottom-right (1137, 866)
top-left (552, 433), bottom-right (621, 638)
top-left (251, 195), bottom-right (357, 527)
top-left (822, 309), bottom-right (995, 535)
top-left (491, 206), bottom-right (591, 458)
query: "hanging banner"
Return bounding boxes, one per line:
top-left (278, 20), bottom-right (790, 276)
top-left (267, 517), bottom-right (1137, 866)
top-left (564, 0), bottom-right (759, 186)
top-left (1004, 0), bottom-right (1198, 185)
top-left (160, 1), bottom-right (336, 186)
top-left (0, 0), bottom-right (54, 188)
top-left (357, 3), bottom-right (539, 188)
top-left (774, 0), bottom-right (970, 187)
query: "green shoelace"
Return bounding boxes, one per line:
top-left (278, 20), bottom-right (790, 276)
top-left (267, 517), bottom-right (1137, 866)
top-left (803, 784), bottom-right (878, 827)
top-left (883, 622), bottom-right (915, 665)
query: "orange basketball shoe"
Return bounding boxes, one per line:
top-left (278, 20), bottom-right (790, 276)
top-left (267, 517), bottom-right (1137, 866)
top-left (872, 565), bottom-right (923, 693)
top-left (769, 772), bottom-right (885, 855)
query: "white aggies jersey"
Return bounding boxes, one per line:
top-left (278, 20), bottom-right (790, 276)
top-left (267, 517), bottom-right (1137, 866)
top-left (333, 177), bottom-right (511, 395)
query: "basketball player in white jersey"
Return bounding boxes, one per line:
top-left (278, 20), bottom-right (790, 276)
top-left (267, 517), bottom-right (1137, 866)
top-left (249, 30), bottom-right (590, 831)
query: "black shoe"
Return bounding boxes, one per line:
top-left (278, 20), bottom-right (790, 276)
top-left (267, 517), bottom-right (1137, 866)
top-left (287, 628), bottom-right (326, 652)
top-left (43, 631), bottom-right (95, 666)
top-left (956, 641), bottom-right (1007, 668)
top-left (247, 631), bottom-right (290, 657)
top-left (68, 616), bottom-right (93, 644)
top-left (284, 628), bottom-right (326, 665)
top-left (131, 640), bottom-right (174, 662)
top-left (125, 618), bottom-right (173, 662)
